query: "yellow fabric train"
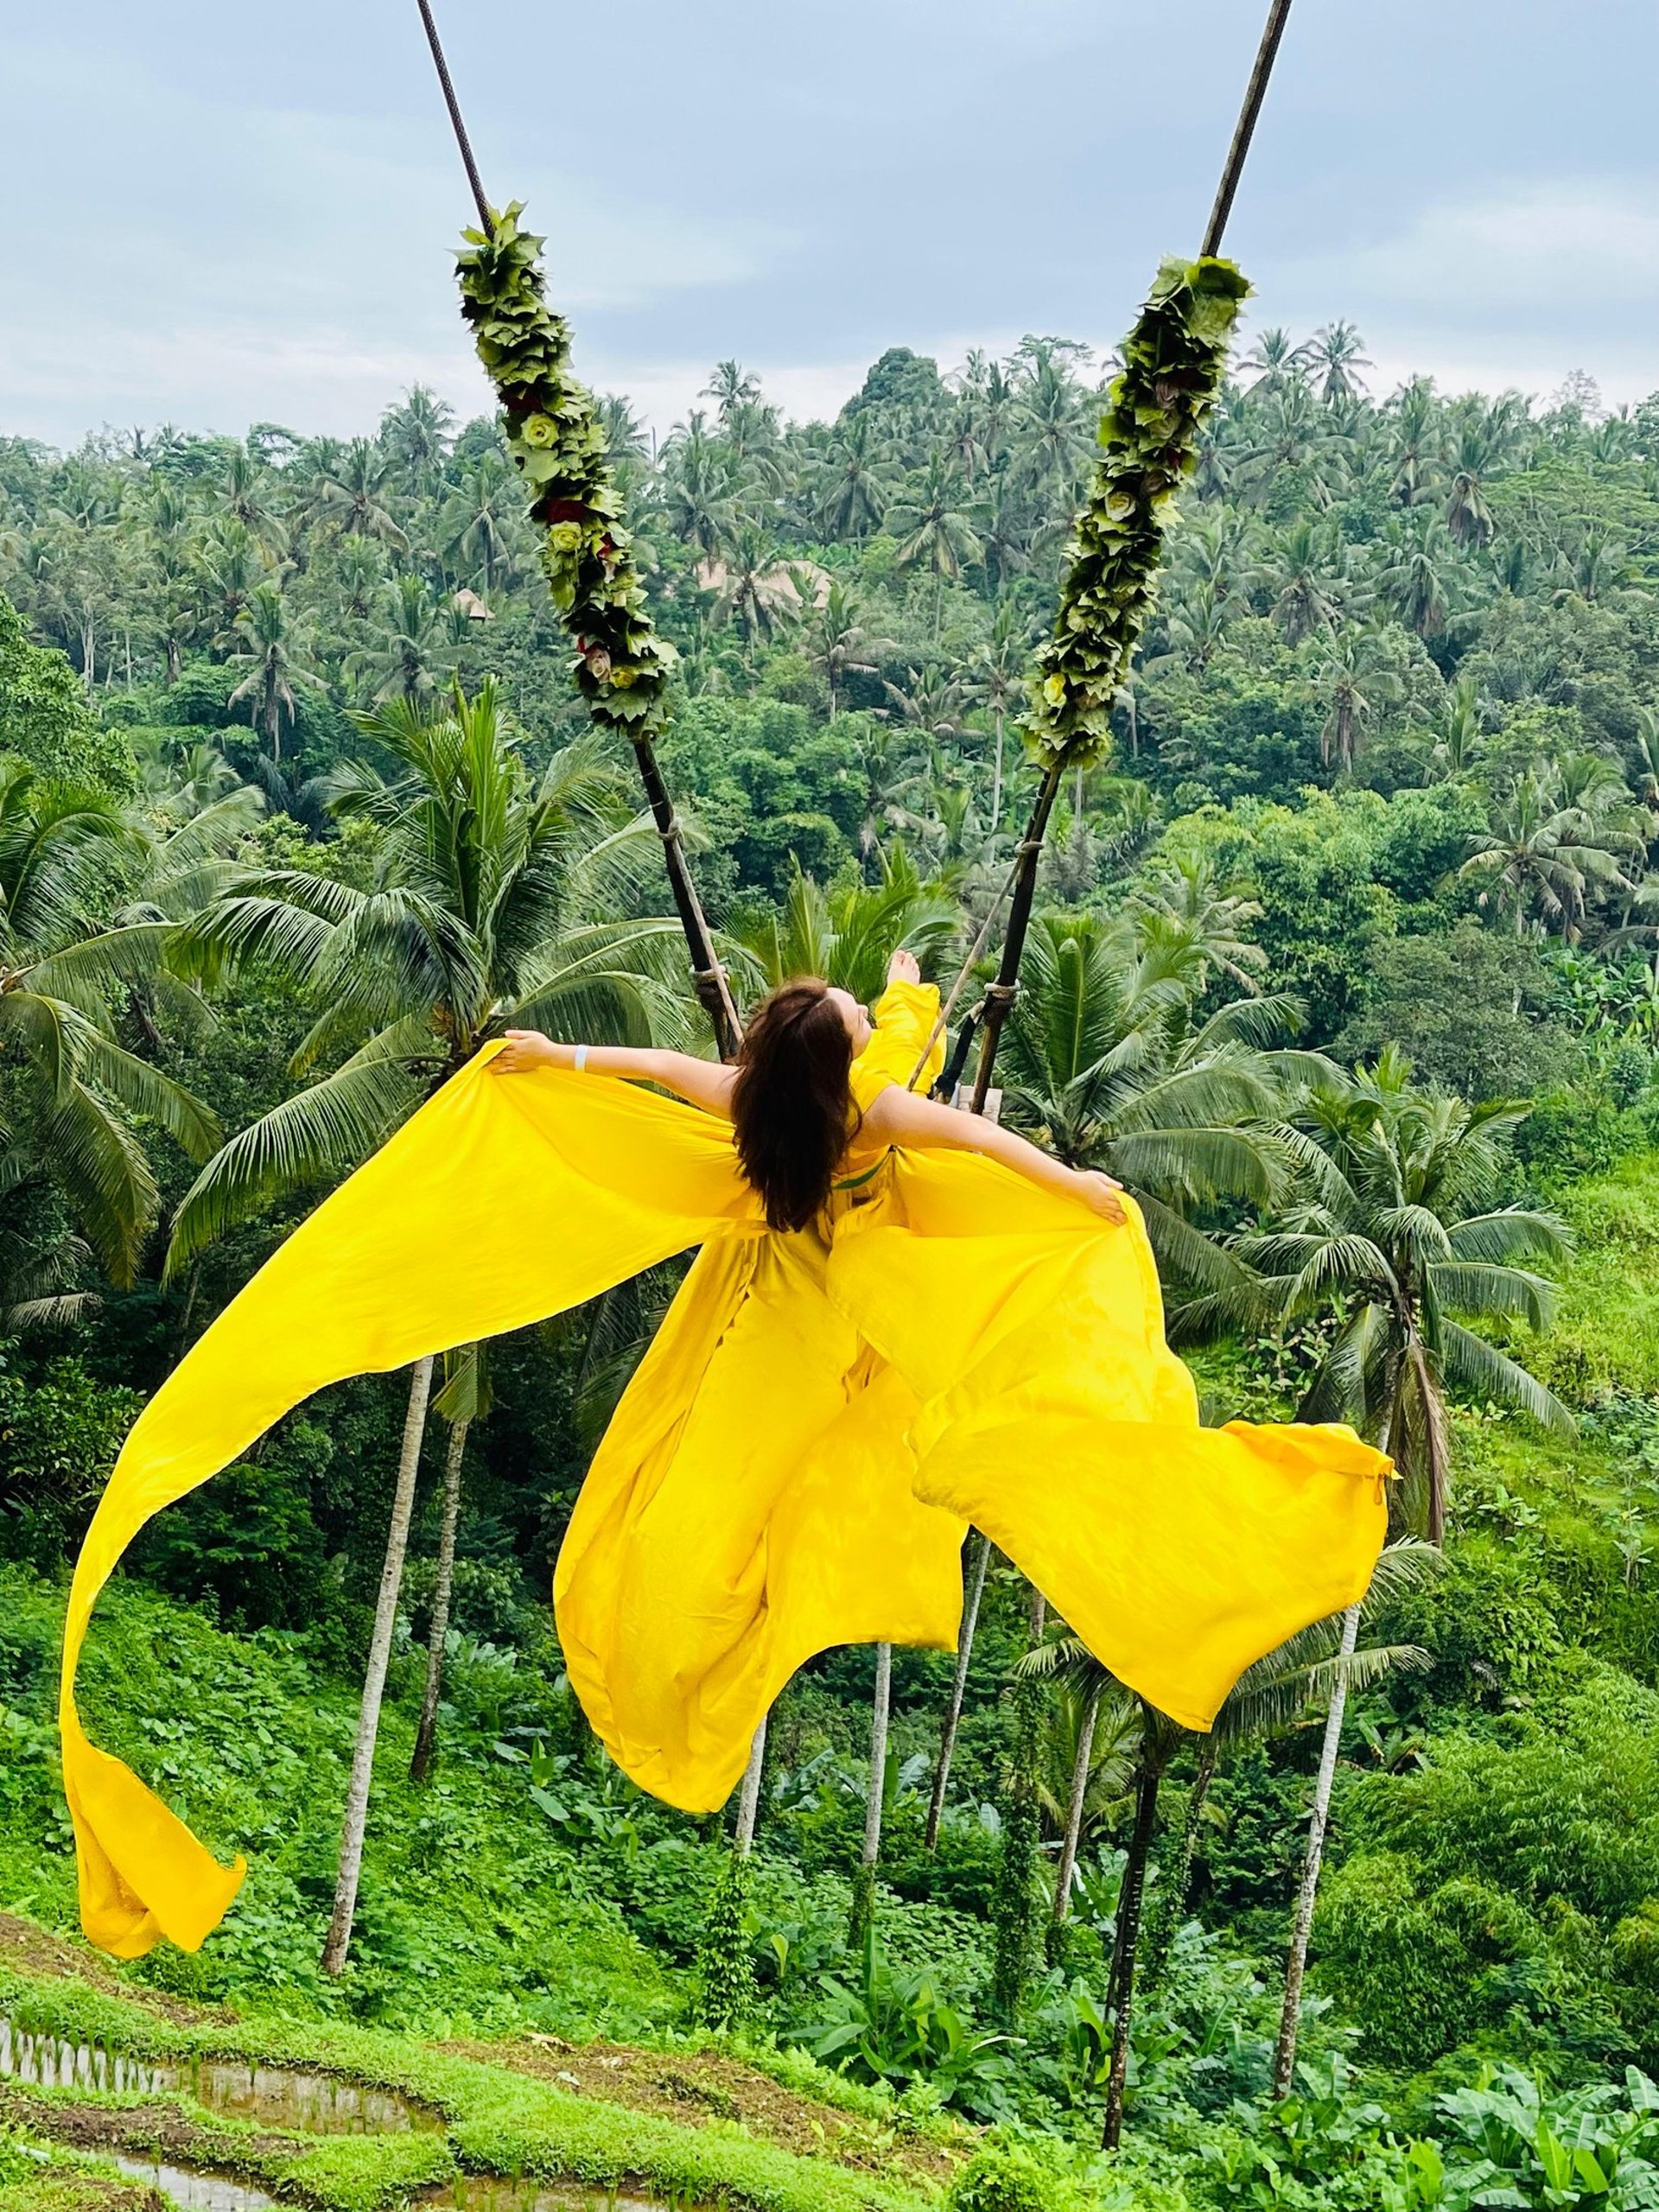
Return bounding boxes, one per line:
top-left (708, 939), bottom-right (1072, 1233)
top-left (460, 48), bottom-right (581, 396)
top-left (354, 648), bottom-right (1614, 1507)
top-left (61, 981), bottom-right (1390, 1959)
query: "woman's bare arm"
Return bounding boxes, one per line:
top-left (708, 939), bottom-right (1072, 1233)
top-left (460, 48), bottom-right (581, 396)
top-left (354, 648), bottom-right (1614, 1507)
top-left (863, 1084), bottom-right (1126, 1223)
top-left (492, 1031), bottom-right (738, 1117)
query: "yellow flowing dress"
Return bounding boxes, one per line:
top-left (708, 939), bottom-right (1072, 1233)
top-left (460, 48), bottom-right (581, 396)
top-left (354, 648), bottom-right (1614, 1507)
top-left (60, 981), bottom-right (1389, 1959)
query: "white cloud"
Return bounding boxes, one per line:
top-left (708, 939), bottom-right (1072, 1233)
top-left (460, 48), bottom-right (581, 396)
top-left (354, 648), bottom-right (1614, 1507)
top-left (1338, 182), bottom-right (1659, 323)
top-left (0, 37), bottom-right (794, 445)
top-left (1264, 179), bottom-right (1659, 404)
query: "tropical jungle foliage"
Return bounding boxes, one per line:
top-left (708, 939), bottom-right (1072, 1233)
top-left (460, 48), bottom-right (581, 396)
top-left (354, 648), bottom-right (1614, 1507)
top-left (6, 311), bottom-right (1659, 2209)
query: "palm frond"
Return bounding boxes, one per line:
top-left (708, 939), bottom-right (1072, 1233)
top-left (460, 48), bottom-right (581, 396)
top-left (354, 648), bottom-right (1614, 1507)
top-left (38, 1081), bottom-right (159, 1289)
top-left (1430, 1260), bottom-right (1556, 1332)
top-left (1438, 1319), bottom-right (1576, 1434)
top-left (164, 1052), bottom-right (420, 1279)
top-left (24, 920), bottom-right (181, 1001)
top-left (1446, 1207), bottom-right (1573, 1264)
top-left (80, 1037), bottom-right (221, 1162)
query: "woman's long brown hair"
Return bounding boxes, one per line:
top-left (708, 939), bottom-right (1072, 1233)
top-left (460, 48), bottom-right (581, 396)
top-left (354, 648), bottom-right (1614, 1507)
top-left (730, 980), bottom-right (857, 1232)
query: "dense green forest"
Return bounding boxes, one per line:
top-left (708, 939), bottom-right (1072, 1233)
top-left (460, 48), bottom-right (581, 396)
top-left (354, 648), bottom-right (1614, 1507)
top-left (5, 319), bottom-right (1659, 2211)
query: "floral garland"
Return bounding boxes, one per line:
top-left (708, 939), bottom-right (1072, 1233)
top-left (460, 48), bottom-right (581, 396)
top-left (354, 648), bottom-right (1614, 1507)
top-left (1026, 254), bottom-right (1250, 769)
top-left (455, 204), bottom-right (675, 738)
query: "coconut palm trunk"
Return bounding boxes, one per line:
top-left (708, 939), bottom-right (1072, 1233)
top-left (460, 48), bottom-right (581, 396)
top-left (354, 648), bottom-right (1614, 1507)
top-left (321, 1353), bottom-right (435, 1976)
top-left (925, 1532), bottom-right (990, 1848)
top-left (1102, 1722), bottom-right (1173, 2151)
top-left (733, 1716), bottom-right (767, 1856)
top-left (850, 1643), bottom-right (892, 1946)
top-left (1271, 1598), bottom-right (1360, 2096)
top-left (409, 1406), bottom-right (470, 1784)
top-left (1052, 1679), bottom-right (1103, 1929)
top-left (1144, 1735), bottom-right (1219, 1986)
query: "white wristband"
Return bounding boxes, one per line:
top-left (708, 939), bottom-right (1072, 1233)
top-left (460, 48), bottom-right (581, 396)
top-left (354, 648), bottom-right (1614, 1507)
top-left (573, 1044), bottom-right (588, 1072)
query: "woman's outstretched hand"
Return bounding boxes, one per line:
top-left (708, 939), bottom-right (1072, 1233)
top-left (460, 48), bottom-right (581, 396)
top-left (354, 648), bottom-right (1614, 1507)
top-left (886, 948), bottom-right (921, 986)
top-left (493, 1030), bottom-right (560, 1073)
top-left (1073, 1169), bottom-right (1128, 1225)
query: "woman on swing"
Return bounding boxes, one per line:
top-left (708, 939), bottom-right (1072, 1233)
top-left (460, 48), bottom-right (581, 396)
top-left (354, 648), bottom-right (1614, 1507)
top-left (493, 949), bottom-right (1128, 1231)
top-left (60, 949), bottom-right (1390, 1964)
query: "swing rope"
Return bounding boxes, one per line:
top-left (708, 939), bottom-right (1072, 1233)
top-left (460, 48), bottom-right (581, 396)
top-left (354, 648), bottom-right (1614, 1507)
top-left (411, 1), bottom-right (745, 1057)
top-left (414, 0), bottom-right (492, 235)
top-left (947, 0), bottom-right (1296, 1116)
top-left (412, 0), bottom-right (1294, 1086)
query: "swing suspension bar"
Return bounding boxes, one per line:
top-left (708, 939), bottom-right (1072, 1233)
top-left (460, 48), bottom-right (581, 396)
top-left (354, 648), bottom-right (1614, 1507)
top-left (411, 0), bottom-right (1294, 1084)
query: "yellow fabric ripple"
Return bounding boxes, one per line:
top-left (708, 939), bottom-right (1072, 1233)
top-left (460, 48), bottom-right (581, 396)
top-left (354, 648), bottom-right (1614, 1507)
top-left (60, 982), bottom-right (1388, 1956)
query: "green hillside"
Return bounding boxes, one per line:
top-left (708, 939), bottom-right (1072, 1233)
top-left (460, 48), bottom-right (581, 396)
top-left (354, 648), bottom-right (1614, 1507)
top-left (6, 321), bottom-right (1659, 2208)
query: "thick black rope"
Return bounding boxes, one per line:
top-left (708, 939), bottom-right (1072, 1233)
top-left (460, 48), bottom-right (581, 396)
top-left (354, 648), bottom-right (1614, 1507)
top-left (1202, 0), bottom-right (1294, 257)
top-left (959, 0), bottom-right (1296, 1115)
top-left (411, 0), bottom-right (744, 1053)
top-left (415, 0), bottom-right (493, 234)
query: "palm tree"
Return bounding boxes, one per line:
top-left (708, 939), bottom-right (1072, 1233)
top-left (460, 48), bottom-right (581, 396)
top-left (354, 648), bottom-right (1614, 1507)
top-left (1460, 769), bottom-right (1640, 939)
top-left (998, 912), bottom-right (1312, 1300)
top-left (1444, 422), bottom-right (1502, 549)
top-left (1020, 1548), bottom-right (1430, 2145)
top-left (442, 454), bottom-right (519, 594)
top-left (660, 415), bottom-right (741, 560)
top-left (1381, 510), bottom-right (1462, 638)
top-left (814, 413), bottom-right (892, 541)
top-left (597, 394), bottom-right (652, 474)
top-left (1421, 667), bottom-right (1484, 782)
top-left (0, 763), bottom-right (219, 1288)
top-left (845, 724), bottom-right (918, 868)
top-left (227, 581), bottom-right (316, 760)
top-left (714, 526), bottom-right (792, 658)
top-left (1128, 854), bottom-right (1267, 994)
top-left (805, 582), bottom-right (891, 715)
top-left (379, 385), bottom-right (456, 493)
top-left (139, 480), bottom-right (203, 685)
top-left (964, 604), bottom-right (1032, 833)
top-left (1263, 520), bottom-right (1345, 645)
top-left (702, 359), bottom-right (762, 422)
top-left (308, 439), bottom-right (409, 550)
top-left (888, 454), bottom-right (981, 639)
top-left (1147, 575), bottom-right (1232, 674)
top-left (410, 1341), bottom-right (486, 1782)
top-left (351, 574), bottom-right (456, 703)
top-left (1310, 626), bottom-right (1402, 772)
top-left (1387, 378), bottom-right (1443, 508)
top-left (168, 683), bottom-right (696, 1973)
top-left (883, 664), bottom-right (968, 751)
top-left (213, 445), bottom-right (289, 559)
top-left (723, 398), bottom-right (788, 499)
top-left (1554, 523), bottom-right (1645, 608)
top-left (1142, 1543), bottom-right (1433, 1986)
top-left (958, 350), bottom-right (1018, 471)
top-left (734, 849), bottom-right (958, 1009)
top-left (1304, 321), bottom-right (1372, 404)
top-left (1238, 326), bottom-right (1306, 391)
top-left (1236, 383), bottom-right (1345, 507)
top-left (1011, 346), bottom-right (1093, 504)
top-left (197, 520), bottom-right (264, 639)
top-left (849, 1641), bottom-right (893, 1948)
top-left (1230, 1056), bottom-right (1573, 2093)
top-left (976, 476), bottom-right (1034, 594)
top-left (1244, 1055), bottom-right (1573, 1541)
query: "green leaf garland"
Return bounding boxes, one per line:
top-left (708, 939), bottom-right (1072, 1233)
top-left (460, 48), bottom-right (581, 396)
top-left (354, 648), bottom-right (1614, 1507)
top-left (1026, 254), bottom-right (1250, 768)
top-left (455, 204), bottom-right (675, 736)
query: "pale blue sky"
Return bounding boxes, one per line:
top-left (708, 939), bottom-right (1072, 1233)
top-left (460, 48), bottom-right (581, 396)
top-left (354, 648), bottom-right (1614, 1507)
top-left (4, 1), bottom-right (1658, 445)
